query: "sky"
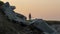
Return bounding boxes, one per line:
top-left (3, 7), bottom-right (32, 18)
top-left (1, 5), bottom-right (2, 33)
top-left (1, 0), bottom-right (60, 20)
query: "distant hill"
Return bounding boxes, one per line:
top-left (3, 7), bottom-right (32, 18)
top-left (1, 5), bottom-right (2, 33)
top-left (45, 20), bottom-right (60, 25)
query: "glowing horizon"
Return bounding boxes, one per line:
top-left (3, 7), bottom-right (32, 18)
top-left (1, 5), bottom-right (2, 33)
top-left (1, 0), bottom-right (60, 20)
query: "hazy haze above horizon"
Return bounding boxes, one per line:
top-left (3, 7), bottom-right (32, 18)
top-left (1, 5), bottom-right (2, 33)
top-left (1, 0), bottom-right (60, 20)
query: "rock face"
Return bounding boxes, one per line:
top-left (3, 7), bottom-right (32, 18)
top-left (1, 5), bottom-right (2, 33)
top-left (0, 9), bottom-right (43, 34)
top-left (0, 2), bottom-right (41, 34)
top-left (0, 10), bottom-right (56, 34)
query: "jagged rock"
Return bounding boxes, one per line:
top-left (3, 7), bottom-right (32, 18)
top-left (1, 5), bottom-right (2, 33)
top-left (0, 1), bottom-right (43, 34)
top-left (0, 9), bottom-right (43, 34)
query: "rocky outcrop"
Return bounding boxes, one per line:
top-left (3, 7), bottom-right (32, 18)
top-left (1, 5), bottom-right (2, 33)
top-left (0, 5), bottom-right (43, 34)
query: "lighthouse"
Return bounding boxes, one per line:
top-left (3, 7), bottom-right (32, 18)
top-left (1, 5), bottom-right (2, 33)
top-left (29, 13), bottom-right (31, 20)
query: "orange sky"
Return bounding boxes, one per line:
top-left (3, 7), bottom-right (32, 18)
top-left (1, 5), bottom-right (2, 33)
top-left (1, 0), bottom-right (60, 20)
